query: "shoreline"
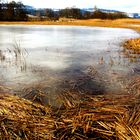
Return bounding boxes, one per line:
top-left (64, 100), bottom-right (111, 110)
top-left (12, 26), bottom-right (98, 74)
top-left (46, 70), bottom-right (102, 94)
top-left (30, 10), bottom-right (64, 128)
top-left (0, 18), bottom-right (140, 28)
top-left (1, 18), bottom-right (140, 53)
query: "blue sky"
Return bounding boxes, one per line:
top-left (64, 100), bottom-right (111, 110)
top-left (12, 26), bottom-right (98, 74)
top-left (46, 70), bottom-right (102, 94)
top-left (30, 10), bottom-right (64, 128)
top-left (8, 0), bottom-right (140, 13)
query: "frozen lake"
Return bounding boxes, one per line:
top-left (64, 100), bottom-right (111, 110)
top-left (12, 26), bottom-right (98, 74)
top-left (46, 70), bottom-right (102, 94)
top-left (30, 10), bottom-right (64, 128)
top-left (0, 25), bottom-right (140, 97)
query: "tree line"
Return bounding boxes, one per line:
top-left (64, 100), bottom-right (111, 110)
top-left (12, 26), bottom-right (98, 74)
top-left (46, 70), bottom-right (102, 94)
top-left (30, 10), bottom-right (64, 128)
top-left (0, 1), bottom-right (27, 21)
top-left (40, 8), bottom-right (128, 20)
top-left (0, 0), bottom-right (128, 21)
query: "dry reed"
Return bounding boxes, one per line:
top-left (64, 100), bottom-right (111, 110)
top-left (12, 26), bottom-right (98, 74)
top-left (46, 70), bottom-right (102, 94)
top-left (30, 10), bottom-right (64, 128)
top-left (123, 38), bottom-right (140, 54)
top-left (0, 87), bottom-right (139, 140)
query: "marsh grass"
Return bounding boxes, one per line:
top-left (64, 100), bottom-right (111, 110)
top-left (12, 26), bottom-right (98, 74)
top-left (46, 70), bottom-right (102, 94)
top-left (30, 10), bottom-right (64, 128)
top-left (0, 18), bottom-right (139, 28)
top-left (123, 38), bottom-right (140, 54)
top-left (0, 88), bottom-right (139, 139)
top-left (0, 94), bottom-right (54, 140)
top-left (0, 41), bottom-right (28, 72)
top-left (12, 41), bottom-right (28, 71)
top-left (0, 75), bottom-right (140, 139)
top-left (122, 38), bottom-right (140, 62)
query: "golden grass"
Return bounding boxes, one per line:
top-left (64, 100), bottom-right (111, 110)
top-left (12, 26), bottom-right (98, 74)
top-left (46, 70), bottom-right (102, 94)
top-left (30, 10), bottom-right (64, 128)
top-left (0, 18), bottom-right (139, 28)
top-left (0, 88), bottom-right (140, 140)
top-left (0, 94), bottom-right (55, 139)
top-left (123, 38), bottom-right (140, 54)
top-left (122, 38), bottom-right (140, 62)
top-left (0, 19), bottom-right (131, 28)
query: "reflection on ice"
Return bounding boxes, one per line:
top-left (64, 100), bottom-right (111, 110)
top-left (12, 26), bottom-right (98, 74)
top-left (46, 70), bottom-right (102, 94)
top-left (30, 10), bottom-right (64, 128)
top-left (0, 25), bottom-right (140, 95)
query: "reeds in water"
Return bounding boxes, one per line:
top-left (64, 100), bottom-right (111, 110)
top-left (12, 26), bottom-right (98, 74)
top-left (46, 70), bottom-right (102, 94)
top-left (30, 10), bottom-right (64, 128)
top-left (0, 41), bottom-right (28, 72)
top-left (123, 38), bottom-right (140, 55)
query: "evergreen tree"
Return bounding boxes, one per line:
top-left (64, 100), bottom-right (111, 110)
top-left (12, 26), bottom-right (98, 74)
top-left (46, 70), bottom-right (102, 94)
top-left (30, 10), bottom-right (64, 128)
top-left (0, 1), bottom-right (27, 21)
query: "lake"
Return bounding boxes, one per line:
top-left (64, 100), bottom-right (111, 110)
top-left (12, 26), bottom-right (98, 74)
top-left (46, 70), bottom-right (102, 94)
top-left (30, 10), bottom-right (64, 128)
top-left (0, 25), bottom-right (140, 101)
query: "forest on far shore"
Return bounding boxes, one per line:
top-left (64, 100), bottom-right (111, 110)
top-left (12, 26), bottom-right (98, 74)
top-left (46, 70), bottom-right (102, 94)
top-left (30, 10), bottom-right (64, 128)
top-left (0, 1), bottom-right (128, 21)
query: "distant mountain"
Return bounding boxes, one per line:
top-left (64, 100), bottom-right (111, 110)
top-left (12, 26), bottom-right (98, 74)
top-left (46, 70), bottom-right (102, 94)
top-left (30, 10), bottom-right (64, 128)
top-left (25, 5), bottom-right (36, 15)
top-left (98, 9), bottom-right (121, 13)
top-left (128, 13), bottom-right (140, 18)
top-left (81, 8), bottom-right (121, 13)
top-left (25, 5), bottom-right (35, 10)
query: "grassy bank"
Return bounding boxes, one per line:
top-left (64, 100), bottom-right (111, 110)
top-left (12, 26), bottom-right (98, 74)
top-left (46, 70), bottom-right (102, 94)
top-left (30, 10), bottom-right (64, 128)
top-left (0, 18), bottom-right (140, 29)
top-left (0, 90), bottom-right (140, 139)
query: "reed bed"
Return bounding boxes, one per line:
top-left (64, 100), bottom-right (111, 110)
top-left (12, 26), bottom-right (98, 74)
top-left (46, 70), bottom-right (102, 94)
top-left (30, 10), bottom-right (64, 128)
top-left (0, 41), bottom-right (28, 72)
top-left (0, 88), bottom-right (139, 139)
top-left (0, 94), bottom-right (55, 140)
top-left (123, 38), bottom-right (140, 54)
top-left (122, 37), bottom-right (140, 62)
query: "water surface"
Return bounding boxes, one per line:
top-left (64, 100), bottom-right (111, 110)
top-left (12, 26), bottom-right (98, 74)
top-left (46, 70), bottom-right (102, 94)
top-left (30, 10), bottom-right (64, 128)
top-left (0, 25), bottom-right (140, 98)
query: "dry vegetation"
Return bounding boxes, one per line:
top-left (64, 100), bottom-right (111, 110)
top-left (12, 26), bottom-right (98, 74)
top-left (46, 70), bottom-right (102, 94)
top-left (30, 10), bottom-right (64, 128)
top-left (0, 18), bottom-right (140, 28)
top-left (0, 94), bottom-right (54, 139)
top-left (123, 37), bottom-right (140, 62)
top-left (0, 88), bottom-right (140, 140)
top-left (123, 38), bottom-right (140, 54)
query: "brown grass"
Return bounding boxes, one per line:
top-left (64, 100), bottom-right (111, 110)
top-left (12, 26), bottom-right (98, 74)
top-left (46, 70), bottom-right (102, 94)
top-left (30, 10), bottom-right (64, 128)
top-left (0, 18), bottom-right (139, 28)
top-left (0, 88), bottom-right (140, 140)
top-left (123, 38), bottom-right (140, 54)
top-left (0, 94), bottom-right (54, 139)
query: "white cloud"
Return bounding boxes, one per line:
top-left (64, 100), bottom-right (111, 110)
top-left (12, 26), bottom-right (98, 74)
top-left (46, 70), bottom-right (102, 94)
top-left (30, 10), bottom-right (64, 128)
top-left (7, 0), bottom-right (140, 13)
